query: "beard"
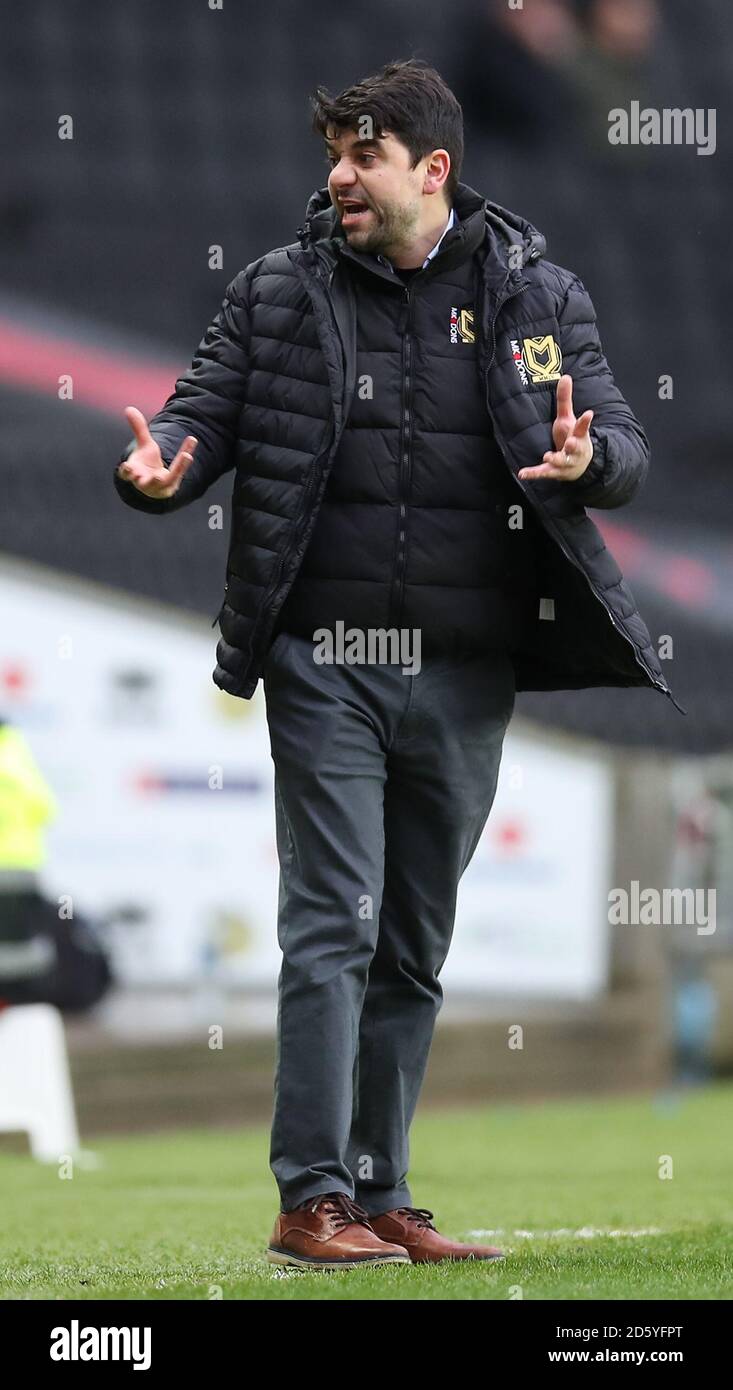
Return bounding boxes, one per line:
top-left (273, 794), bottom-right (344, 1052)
top-left (341, 195), bottom-right (421, 259)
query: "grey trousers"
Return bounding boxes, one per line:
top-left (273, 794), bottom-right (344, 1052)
top-left (262, 632), bottom-right (515, 1215)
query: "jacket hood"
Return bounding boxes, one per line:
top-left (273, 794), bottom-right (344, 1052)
top-left (297, 180), bottom-right (546, 270)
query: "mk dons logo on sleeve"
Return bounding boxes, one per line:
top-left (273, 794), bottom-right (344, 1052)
top-left (511, 335), bottom-right (563, 385)
top-left (449, 306), bottom-right (475, 344)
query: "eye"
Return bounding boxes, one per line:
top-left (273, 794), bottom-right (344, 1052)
top-left (325, 152), bottom-right (375, 167)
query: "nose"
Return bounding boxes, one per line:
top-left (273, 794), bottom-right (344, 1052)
top-left (329, 162), bottom-right (357, 195)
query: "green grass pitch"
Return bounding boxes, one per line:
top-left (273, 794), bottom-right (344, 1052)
top-left (2, 1081), bottom-right (732, 1300)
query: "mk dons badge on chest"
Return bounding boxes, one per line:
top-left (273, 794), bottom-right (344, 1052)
top-left (511, 334), bottom-right (563, 385)
top-left (450, 306), bottom-right (475, 344)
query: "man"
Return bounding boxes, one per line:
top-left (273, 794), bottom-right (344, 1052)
top-left (113, 59), bottom-right (680, 1270)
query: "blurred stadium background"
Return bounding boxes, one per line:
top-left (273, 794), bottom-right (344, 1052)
top-left (1, 0), bottom-right (732, 1154)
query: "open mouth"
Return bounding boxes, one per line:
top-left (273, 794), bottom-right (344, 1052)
top-left (339, 199), bottom-right (372, 226)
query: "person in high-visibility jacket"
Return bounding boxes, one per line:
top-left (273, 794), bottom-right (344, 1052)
top-left (0, 715), bottom-right (58, 881)
top-left (0, 716), bottom-right (112, 1010)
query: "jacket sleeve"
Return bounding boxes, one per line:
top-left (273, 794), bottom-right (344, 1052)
top-left (113, 265), bottom-right (254, 514)
top-left (556, 274), bottom-right (650, 509)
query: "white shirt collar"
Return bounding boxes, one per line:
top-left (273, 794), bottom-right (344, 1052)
top-left (422, 206), bottom-right (456, 267)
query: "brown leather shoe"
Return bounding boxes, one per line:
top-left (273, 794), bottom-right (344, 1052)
top-left (369, 1206), bottom-right (504, 1263)
top-left (267, 1192), bottom-right (411, 1269)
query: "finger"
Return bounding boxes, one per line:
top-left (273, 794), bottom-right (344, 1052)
top-left (573, 409), bottom-right (594, 438)
top-left (123, 468), bottom-right (182, 499)
top-left (552, 419), bottom-right (571, 450)
top-left (542, 445), bottom-right (577, 467)
top-left (556, 374), bottom-right (574, 419)
top-left (518, 463), bottom-right (567, 481)
top-left (124, 405), bottom-right (153, 450)
top-left (166, 436), bottom-right (198, 483)
top-left (121, 451), bottom-right (185, 491)
top-left (552, 377), bottom-right (575, 445)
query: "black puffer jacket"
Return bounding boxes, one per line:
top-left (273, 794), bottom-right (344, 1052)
top-left (113, 181), bottom-right (683, 714)
top-left (272, 195), bottom-right (543, 657)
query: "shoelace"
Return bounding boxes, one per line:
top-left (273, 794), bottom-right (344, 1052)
top-left (306, 1193), bottom-right (374, 1232)
top-left (393, 1206), bottom-right (437, 1230)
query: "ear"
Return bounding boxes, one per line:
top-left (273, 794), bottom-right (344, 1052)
top-left (423, 149), bottom-right (451, 197)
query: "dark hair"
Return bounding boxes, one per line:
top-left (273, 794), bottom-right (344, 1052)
top-left (311, 59), bottom-right (464, 203)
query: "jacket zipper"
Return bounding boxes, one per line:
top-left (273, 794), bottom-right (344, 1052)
top-left (484, 278), bottom-right (674, 701)
top-left (390, 284), bottom-right (414, 627)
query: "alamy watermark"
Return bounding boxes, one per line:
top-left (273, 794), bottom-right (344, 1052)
top-left (50, 1321), bottom-right (151, 1370)
top-left (609, 881), bottom-right (716, 936)
top-left (312, 623), bottom-right (421, 675)
top-left (608, 101), bottom-right (716, 156)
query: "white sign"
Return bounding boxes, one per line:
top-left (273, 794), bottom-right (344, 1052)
top-left (1, 565), bottom-right (280, 988)
top-left (443, 735), bottom-right (613, 998)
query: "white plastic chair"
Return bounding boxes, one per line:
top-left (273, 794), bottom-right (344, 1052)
top-left (0, 1003), bottom-right (80, 1161)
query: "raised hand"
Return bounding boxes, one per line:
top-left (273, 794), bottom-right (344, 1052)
top-left (518, 375), bottom-right (594, 483)
top-left (117, 406), bottom-right (198, 499)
